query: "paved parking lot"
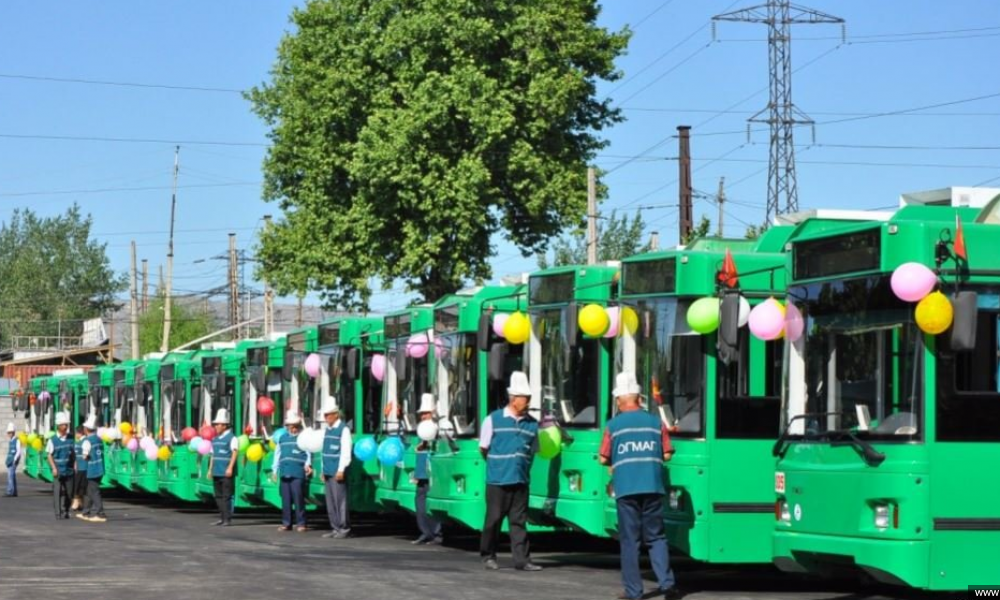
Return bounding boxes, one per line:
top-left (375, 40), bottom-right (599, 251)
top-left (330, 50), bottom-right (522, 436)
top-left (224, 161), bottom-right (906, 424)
top-left (0, 480), bottom-right (958, 600)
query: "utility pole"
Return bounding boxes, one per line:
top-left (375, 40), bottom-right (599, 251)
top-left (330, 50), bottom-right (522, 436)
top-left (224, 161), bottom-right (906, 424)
top-left (161, 145), bottom-right (180, 353)
top-left (296, 294), bottom-right (304, 328)
top-left (586, 167), bottom-right (597, 265)
top-left (228, 233), bottom-right (239, 338)
top-left (141, 259), bottom-right (149, 313)
top-left (130, 241), bottom-right (140, 359)
top-left (714, 1), bottom-right (843, 222)
top-left (262, 215), bottom-right (274, 337)
top-left (677, 126), bottom-right (693, 243)
top-left (717, 177), bottom-right (726, 237)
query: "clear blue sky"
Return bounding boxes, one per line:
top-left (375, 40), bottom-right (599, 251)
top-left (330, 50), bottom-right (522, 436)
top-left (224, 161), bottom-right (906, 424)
top-left (1, 1), bottom-right (998, 315)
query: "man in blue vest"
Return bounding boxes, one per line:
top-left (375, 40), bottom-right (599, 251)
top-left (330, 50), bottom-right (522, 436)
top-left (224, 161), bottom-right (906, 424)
top-left (320, 396), bottom-right (352, 539)
top-left (273, 409), bottom-right (312, 532)
top-left (412, 393), bottom-right (442, 545)
top-left (209, 408), bottom-right (239, 527)
top-left (5, 422), bottom-right (21, 497)
top-left (78, 415), bottom-right (107, 523)
top-left (479, 371), bottom-right (542, 572)
top-left (599, 372), bottom-right (681, 600)
top-left (46, 411), bottom-right (75, 520)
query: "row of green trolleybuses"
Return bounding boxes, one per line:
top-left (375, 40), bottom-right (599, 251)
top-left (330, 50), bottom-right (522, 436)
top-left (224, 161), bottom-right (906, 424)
top-left (15, 190), bottom-right (1000, 592)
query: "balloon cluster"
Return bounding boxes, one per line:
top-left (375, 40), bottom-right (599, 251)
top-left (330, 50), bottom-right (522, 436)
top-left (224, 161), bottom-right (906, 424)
top-left (492, 311), bottom-right (531, 345)
top-left (187, 435), bottom-right (213, 456)
top-left (890, 262), bottom-right (952, 335)
top-left (577, 304), bottom-right (640, 339)
top-left (97, 427), bottom-right (122, 444)
top-left (405, 333), bottom-right (430, 359)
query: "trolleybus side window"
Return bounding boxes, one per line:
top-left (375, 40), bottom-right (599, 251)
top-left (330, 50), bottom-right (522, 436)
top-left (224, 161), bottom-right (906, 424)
top-left (437, 333), bottom-right (477, 436)
top-left (362, 355), bottom-right (383, 435)
top-left (937, 303), bottom-right (1000, 442)
top-left (190, 383), bottom-right (202, 428)
top-left (326, 351), bottom-right (354, 430)
top-left (716, 329), bottom-right (781, 439)
top-left (533, 308), bottom-right (600, 428)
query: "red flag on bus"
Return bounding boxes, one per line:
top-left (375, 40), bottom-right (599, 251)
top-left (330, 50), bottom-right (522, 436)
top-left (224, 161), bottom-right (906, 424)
top-left (718, 248), bottom-right (739, 288)
top-left (954, 214), bottom-right (968, 261)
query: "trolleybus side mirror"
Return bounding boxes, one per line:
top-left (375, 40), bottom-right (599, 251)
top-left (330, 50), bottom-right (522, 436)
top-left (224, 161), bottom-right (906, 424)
top-left (717, 292), bottom-right (741, 365)
top-left (282, 348), bottom-right (293, 381)
top-left (946, 291), bottom-right (978, 352)
top-left (346, 348), bottom-right (359, 381)
top-left (395, 348), bottom-right (407, 380)
top-left (477, 313), bottom-right (491, 352)
top-left (488, 343), bottom-right (508, 382)
top-left (566, 301), bottom-right (578, 349)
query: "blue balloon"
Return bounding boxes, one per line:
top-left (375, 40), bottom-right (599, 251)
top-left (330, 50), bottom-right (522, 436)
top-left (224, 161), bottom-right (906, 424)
top-left (188, 436), bottom-right (202, 452)
top-left (354, 437), bottom-right (377, 462)
top-left (272, 427), bottom-right (287, 444)
top-left (377, 438), bottom-right (404, 466)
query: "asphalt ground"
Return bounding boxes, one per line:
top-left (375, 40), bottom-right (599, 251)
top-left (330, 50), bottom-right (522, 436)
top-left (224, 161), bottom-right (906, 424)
top-left (0, 480), bottom-right (962, 600)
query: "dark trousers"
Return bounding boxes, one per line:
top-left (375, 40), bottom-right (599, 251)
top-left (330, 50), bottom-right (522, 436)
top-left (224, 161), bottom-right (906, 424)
top-left (83, 478), bottom-right (104, 517)
top-left (617, 494), bottom-right (676, 599)
top-left (280, 476), bottom-right (306, 527)
top-left (213, 476), bottom-right (234, 523)
top-left (53, 475), bottom-right (73, 517)
top-left (323, 476), bottom-right (350, 534)
top-left (480, 483), bottom-right (530, 567)
top-left (415, 481), bottom-right (441, 540)
top-left (73, 471), bottom-right (88, 499)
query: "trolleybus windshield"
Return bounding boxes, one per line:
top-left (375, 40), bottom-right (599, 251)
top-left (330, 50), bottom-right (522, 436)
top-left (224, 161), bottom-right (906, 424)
top-left (532, 307), bottom-right (599, 428)
top-left (436, 332), bottom-right (477, 437)
top-left (286, 351), bottom-right (318, 428)
top-left (384, 336), bottom-right (430, 434)
top-left (322, 347), bottom-right (354, 429)
top-left (618, 297), bottom-right (704, 437)
top-left (784, 275), bottom-right (922, 440)
top-left (87, 381), bottom-right (109, 426)
top-left (161, 369), bottom-right (185, 443)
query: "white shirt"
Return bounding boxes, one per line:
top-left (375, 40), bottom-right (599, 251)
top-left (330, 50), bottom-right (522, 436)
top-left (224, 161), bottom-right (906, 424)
top-left (326, 419), bottom-right (353, 473)
top-left (45, 434), bottom-right (70, 455)
top-left (8, 437), bottom-right (22, 464)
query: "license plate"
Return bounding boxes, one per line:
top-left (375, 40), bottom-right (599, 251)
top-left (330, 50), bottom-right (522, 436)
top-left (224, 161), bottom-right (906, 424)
top-left (775, 471), bottom-right (786, 494)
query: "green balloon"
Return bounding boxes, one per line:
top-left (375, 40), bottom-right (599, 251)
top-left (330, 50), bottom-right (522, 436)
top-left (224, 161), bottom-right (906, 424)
top-left (686, 297), bottom-right (720, 334)
top-left (237, 434), bottom-right (251, 454)
top-left (44, 431), bottom-right (55, 440)
top-left (538, 427), bottom-right (562, 460)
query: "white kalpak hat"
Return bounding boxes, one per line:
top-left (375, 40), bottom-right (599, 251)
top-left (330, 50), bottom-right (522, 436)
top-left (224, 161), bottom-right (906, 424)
top-left (321, 396), bottom-right (340, 415)
top-left (417, 393), bottom-right (435, 414)
top-left (83, 415), bottom-right (98, 431)
top-left (55, 412), bottom-right (71, 426)
top-left (506, 371), bottom-right (532, 397)
top-left (612, 372), bottom-right (642, 398)
top-left (6, 422), bottom-right (14, 434)
top-left (212, 408), bottom-right (230, 425)
top-left (284, 409), bottom-right (302, 425)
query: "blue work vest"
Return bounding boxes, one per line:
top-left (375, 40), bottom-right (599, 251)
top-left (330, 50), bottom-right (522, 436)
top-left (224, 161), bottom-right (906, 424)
top-left (278, 434), bottom-right (307, 479)
top-left (86, 434), bottom-right (105, 479)
top-left (321, 423), bottom-right (345, 477)
top-left (414, 448), bottom-right (431, 481)
top-left (6, 438), bottom-right (17, 468)
top-left (485, 409), bottom-right (538, 486)
top-left (51, 435), bottom-right (74, 477)
top-left (212, 431), bottom-right (235, 478)
top-left (75, 439), bottom-right (89, 473)
top-left (607, 409), bottom-right (665, 498)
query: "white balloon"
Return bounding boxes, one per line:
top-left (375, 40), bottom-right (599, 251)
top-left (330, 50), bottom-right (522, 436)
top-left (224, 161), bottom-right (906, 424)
top-left (738, 296), bottom-right (751, 328)
top-left (417, 420), bottom-right (439, 442)
top-left (297, 428), bottom-right (324, 454)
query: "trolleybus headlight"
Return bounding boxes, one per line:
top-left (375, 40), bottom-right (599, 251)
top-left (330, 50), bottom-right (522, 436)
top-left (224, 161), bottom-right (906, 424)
top-left (567, 472), bottom-right (582, 493)
top-left (668, 489), bottom-right (682, 511)
top-left (874, 504), bottom-right (890, 529)
top-left (777, 500), bottom-right (791, 523)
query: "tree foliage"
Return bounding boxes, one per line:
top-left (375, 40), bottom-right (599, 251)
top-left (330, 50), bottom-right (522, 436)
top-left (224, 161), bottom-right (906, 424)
top-left (138, 297), bottom-right (215, 356)
top-left (249, 0), bottom-right (630, 309)
top-left (682, 215), bottom-right (713, 245)
top-left (537, 210), bottom-right (648, 269)
top-left (0, 205), bottom-right (125, 345)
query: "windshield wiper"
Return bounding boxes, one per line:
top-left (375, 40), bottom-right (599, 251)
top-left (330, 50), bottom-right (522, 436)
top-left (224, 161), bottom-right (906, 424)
top-left (826, 429), bottom-right (886, 466)
top-left (772, 412), bottom-right (843, 458)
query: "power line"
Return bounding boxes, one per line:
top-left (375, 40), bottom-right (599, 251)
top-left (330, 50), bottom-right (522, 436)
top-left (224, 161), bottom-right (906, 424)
top-left (630, 0), bottom-right (680, 29)
top-left (816, 90), bottom-right (1000, 126)
top-left (0, 132), bottom-right (267, 147)
top-left (622, 107), bottom-right (1000, 118)
top-left (0, 181), bottom-right (259, 198)
top-left (0, 73), bottom-right (244, 94)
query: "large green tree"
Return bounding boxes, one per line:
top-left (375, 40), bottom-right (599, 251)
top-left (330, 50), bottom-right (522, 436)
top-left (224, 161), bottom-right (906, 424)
top-left (249, 0), bottom-right (629, 309)
top-left (137, 297), bottom-right (215, 356)
top-left (537, 210), bottom-right (649, 269)
top-left (0, 205), bottom-right (125, 345)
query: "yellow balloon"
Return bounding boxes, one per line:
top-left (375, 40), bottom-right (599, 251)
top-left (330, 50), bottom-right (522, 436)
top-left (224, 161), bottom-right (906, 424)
top-left (578, 304), bottom-right (610, 337)
top-left (119, 422), bottom-right (133, 435)
top-left (31, 438), bottom-right (43, 452)
top-left (17, 433), bottom-right (28, 446)
top-left (621, 306), bottom-right (640, 337)
top-left (915, 290), bottom-right (953, 335)
top-left (503, 311), bottom-right (531, 345)
top-left (157, 445), bottom-right (172, 461)
top-left (268, 440), bottom-right (277, 451)
top-left (26, 433), bottom-right (39, 445)
top-left (246, 443), bottom-right (265, 463)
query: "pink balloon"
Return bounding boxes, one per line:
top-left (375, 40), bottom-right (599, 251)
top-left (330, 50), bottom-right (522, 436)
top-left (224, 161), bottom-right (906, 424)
top-left (493, 313), bottom-right (509, 337)
top-left (604, 307), bottom-right (620, 339)
top-left (785, 302), bottom-right (805, 343)
top-left (748, 298), bottom-right (785, 341)
top-left (140, 437), bottom-right (156, 451)
top-left (304, 353), bottom-right (322, 378)
top-left (126, 438), bottom-right (139, 452)
top-left (370, 354), bottom-right (386, 382)
top-left (197, 439), bottom-right (212, 456)
top-left (144, 446), bottom-right (158, 461)
top-left (433, 338), bottom-right (445, 359)
top-left (407, 333), bottom-right (429, 359)
top-left (890, 262), bottom-right (937, 302)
